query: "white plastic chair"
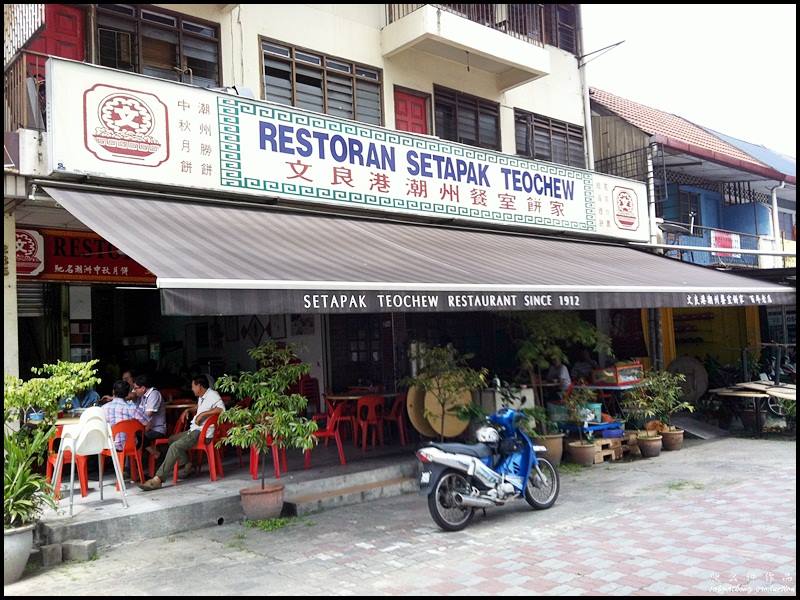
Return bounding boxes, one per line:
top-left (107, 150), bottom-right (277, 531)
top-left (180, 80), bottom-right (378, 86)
top-left (51, 408), bottom-right (129, 515)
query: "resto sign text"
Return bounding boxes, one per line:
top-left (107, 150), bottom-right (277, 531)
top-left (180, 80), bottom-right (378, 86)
top-left (47, 58), bottom-right (648, 241)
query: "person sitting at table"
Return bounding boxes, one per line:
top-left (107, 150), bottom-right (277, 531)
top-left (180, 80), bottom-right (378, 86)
top-left (132, 375), bottom-right (168, 454)
top-left (571, 349), bottom-right (598, 382)
top-left (138, 374), bottom-right (225, 491)
top-left (59, 386), bottom-right (101, 410)
top-left (101, 369), bottom-right (137, 404)
top-left (103, 380), bottom-right (150, 451)
top-left (546, 357), bottom-right (572, 399)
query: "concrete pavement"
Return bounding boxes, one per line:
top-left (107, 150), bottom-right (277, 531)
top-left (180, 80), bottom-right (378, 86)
top-left (6, 437), bottom-right (796, 596)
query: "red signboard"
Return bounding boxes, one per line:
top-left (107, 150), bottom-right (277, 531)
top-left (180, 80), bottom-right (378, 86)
top-left (16, 228), bottom-right (155, 284)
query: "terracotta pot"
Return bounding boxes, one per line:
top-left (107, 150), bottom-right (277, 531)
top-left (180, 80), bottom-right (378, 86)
top-left (534, 433), bottom-right (565, 466)
top-left (567, 441), bottom-right (595, 466)
top-left (637, 435), bottom-right (662, 458)
top-left (240, 483), bottom-right (285, 520)
top-left (661, 429), bottom-right (684, 451)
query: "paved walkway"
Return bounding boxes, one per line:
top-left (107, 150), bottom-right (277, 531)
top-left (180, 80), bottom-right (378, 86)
top-left (6, 437), bottom-right (796, 596)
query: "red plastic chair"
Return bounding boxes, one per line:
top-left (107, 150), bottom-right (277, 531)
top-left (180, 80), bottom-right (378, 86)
top-left (148, 408), bottom-right (191, 478)
top-left (249, 434), bottom-right (288, 479)
top-left (305, 403), bottom-right (346, 468)
top-left (384, 392), bottom-right (408, 446)
top-left (173, 414), bottom-right (222, 484)
top-left (101, 419), bottom-right (146, 485)
top-left (213, 420), bottom-right (246, 477)
top-left (46, 425), bottom-right (89, 500)
top-left (300, 376), bottom-right (321, 416)
top-left (356, 395), bottom-right (385, 452)
top-left (323, 393), bottom-right (357, 445)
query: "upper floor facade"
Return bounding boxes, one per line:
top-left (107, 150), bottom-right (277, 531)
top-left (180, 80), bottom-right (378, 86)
top-left (6, 3), bottom-right (588, 164)
top-left (590, 87), bottom-right (796, 270)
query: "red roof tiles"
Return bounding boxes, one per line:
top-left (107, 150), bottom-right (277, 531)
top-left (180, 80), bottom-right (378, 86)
top-left (589, 87), bottom-right (768, 168)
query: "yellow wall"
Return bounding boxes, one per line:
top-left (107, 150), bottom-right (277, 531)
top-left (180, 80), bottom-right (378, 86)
top-left (672, 306), bottom-right (752, 365)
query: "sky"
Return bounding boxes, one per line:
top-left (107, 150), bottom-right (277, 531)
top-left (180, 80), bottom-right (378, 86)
top-left (581, 4), bottom-right (796, 159)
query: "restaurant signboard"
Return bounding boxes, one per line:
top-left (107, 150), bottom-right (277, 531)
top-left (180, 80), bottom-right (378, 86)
top-left (16, 228), bottom-right (154, 284)
top-left (47, 58), bottom-right (649, 242)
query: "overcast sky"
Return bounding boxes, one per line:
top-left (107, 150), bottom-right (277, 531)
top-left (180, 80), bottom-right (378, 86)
top-left (582, 4), bottom-right (796, 159)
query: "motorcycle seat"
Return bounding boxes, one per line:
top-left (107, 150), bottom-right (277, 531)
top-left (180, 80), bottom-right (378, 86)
top-left (428, 442), bottom-right (493, 459)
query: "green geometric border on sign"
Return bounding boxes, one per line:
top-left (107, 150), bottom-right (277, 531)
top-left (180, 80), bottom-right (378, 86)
top-left (217, 97), bottom-right (596, 232)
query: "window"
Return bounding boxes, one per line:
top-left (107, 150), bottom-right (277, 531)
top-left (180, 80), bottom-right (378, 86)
top-left (778, 211), bottom-right (795, 240)
top-left (96, 4), bottom-right (220, 87)
top-left (433, 86), bottom-right (500, 150)
top-left (514, 109), bottom-right (585, 168)
top-left (543, 4), bottom-right (578, 55)
top-left (677, 190), bottom-right (702, 226)
top-left (261, 39), bottom-right (382, 125)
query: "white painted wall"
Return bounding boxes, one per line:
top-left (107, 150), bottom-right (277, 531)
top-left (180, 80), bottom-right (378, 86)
top-left (154, 3), bottom-right (585, 150)
top-left (4, 211), bottom-right (19, 377)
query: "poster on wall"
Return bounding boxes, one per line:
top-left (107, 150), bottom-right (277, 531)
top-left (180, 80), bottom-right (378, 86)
top-left (290, 314), bottom-right (315, 336)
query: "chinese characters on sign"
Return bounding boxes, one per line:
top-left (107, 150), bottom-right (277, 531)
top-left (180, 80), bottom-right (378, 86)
top-left (16, 229), bottom-right (155, 284)
top-left (47, 58), bottom-right (649, 242)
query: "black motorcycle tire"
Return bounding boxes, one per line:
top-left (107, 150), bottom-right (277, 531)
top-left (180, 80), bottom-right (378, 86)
top-left (427, 469), bottom-right (475, 532)
top-left (524, 458), bottom-right (560, 510)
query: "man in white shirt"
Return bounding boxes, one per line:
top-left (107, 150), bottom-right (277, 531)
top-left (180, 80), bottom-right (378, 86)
top-left (138, 375), bottom-right (225, 491)
top-left (546, 357), bottom-right (572, 398)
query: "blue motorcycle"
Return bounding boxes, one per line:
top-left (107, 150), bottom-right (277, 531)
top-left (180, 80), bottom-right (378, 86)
top-left (416, 407), bottom-right (560, 531)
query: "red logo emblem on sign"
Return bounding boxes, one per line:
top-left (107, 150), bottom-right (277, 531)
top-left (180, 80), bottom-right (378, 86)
top-left (613, 186), bottom-right (639, 230)
top-left (16, 229), bottom-right (44, 276)
top-left (84, 84), bottom-right (169, 166)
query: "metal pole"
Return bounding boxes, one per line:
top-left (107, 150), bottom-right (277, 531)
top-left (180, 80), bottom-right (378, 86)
top-left (741, 347), bottom-right (749, 381)
top-left (774, 345), bottom-right (783, 386)
top-left (646, 142), bottom-right (659, 246)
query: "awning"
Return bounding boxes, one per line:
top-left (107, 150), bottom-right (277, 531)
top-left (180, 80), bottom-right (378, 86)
top-left (44, 186), bottom-right (796, 315)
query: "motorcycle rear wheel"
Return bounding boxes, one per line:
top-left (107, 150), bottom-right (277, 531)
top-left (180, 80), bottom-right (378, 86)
top-left (524, 458), bottom-right (560, 510)
top-left (427, 469), bottom-right (475, 532)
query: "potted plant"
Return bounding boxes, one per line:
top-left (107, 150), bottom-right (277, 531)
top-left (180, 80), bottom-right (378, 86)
top-left (4, 360), bottom-right (100, 584)
top-left (401, 344), bottom-right (487, 442)
top-left (620, 372), bottom-right (685, 458)
top-left (647, 370), bottom-right (693, 450)
top-left (521, 405), bottom-right (565, 466)
top-left (562, 386), bottom-right (599, 466)
top-left (511, 313), bottom-right (612, 391)
top-left (216, 340), bottom-right (318, 520)
top-left (623, 370), bottom-right (692, 452)
top-left (455, 402), bottom-right (489, 442)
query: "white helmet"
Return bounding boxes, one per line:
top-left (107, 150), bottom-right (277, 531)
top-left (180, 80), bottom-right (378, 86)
top-left (476, 426), bottom-right (500, 444)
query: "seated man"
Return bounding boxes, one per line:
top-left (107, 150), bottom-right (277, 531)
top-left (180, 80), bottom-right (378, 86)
top-left (102, 380), bottom-right (149, 451)
top-left (138, 375), bottom-right (225, 491)
top-left (132, 375), bottom-right (168, 453)
top-left (59, 387), bottom-right (100, 410)
top-left (101, 369), bottom-right (137, 404)
top-left (546, 357), bottom-right (572, 400)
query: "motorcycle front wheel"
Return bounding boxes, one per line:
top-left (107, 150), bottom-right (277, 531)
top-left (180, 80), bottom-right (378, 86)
top-left (524, 458), bottom-right (560, 510)
top-left (427, 469), bottom-right (475, 532)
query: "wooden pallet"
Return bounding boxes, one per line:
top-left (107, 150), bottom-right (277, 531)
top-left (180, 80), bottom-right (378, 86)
top-left (592, 438), bottom-right (622, 463)
top-left (592, 435), bottom-right (639, 462)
